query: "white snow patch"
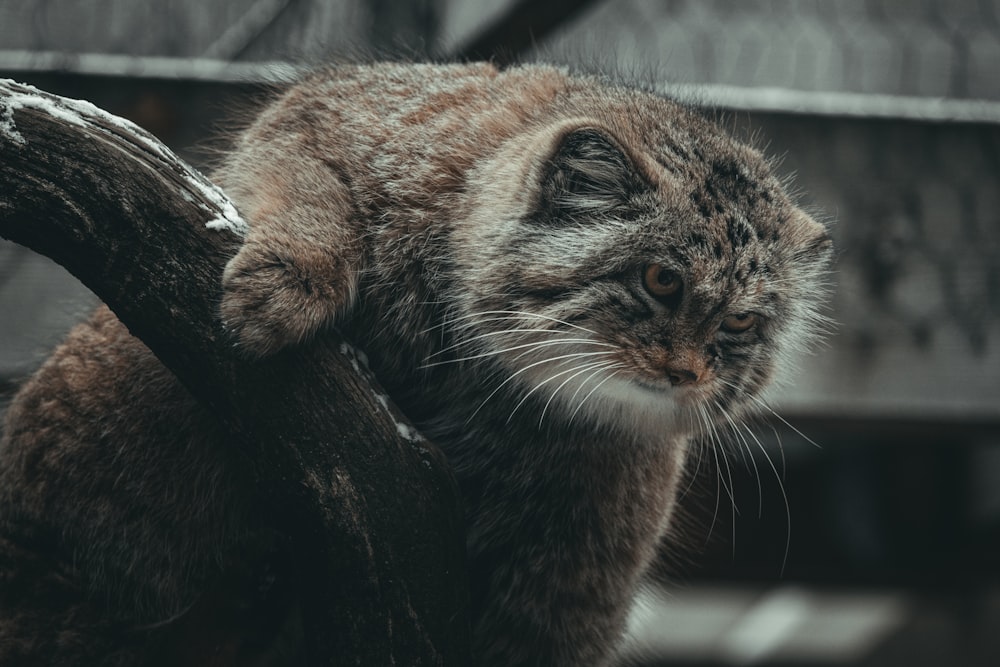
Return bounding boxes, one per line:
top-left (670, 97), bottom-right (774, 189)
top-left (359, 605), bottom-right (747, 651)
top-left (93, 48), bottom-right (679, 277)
top-left (339, 341), bottom-right (368, 374)
top-left (372, 388), bottom-right (425, 443)
top-left (372, 390), bottom-right (390, 411)
top-left (340, 341), bottom-right (427, 444)
top-left (339, 341), bottom-right (426, 445)
top-left (395, 421), bottom-right (425, 443)
top-left (1, 97), bottom-right (25, 144)
top-left (0, 79), bottom-right (247, 235)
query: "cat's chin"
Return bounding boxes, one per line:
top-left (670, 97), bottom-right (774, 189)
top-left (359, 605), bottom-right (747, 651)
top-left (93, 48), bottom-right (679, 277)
top-left (630, 377), bottom-right (707, 405)
top-left (553, 373), bottom-right (699, 438)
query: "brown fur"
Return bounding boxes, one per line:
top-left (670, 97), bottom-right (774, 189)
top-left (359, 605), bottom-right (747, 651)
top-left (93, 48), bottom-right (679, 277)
top-left (1, 62), bottom-right (831, 666)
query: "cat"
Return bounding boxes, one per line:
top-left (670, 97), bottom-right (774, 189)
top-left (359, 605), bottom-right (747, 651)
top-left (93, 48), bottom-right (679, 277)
top-left (0, 62), bottom-right (831, 666)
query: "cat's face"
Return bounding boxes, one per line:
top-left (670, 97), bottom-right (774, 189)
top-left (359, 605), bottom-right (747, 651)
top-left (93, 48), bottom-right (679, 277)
top-left (452, 117), bottom-right (831, 436)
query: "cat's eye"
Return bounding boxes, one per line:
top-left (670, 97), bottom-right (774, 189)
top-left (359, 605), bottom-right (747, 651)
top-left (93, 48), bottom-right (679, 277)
top-left (720, 312), bottom-right (757, 333)
top-left (643, 264), bottom-right (682, 300)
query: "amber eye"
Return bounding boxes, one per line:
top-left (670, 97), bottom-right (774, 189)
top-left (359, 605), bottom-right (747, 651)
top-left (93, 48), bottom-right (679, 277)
top-left (721, 312), bottom-right (757, 333)
top-left (643, 264), bottom-right (682, 299)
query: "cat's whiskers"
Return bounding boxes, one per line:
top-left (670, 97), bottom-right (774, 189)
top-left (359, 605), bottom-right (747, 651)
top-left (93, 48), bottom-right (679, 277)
top-left (563, 360), bottom-right (615, 422)
top-left (766, 419), bottom-right (789, 480)
top-left (421, 315), bottom-right (527, 336)
top-left (702, 404), bottom-right (737, 508)
top-left (677, 404), bottom-right (710, 502)
top-left (695, 399), bottom-right (740, 553)
top-left (737, 415), bottom-right (792, 576)
top-left (702, 451), bottom-right (723, 549)
top-left (568, 366), bottom-right (625, 426)
top-left (421, 337), bottom-right (613, 369)
top-left (537, 359), bottom-right (627, 426)
top-left (507, 359), bottom-right (623, 426)
top-left (716, 378), bottom-right (822, 450)
top-left (466, 349), bottom-right (617, 423)
top-left (420, 310), bottom-right (631, 425)
top-left (714, 397), bottom-right (764, 519)
top-left (712, 379), bottom-right (798, 575)
top-left (422, 309), bottom-right (601, 337)
top-left (423, 328), bottom-right (616, 361)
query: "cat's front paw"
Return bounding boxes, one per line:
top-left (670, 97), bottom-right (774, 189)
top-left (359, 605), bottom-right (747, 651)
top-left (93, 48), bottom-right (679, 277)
top-left (220, 241), bottom-right (354, 357)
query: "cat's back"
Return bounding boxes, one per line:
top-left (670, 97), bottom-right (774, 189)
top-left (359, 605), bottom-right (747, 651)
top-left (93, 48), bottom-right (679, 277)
top-left (224, 62), bottom-right (734, 215)
top-left (219, 63), bottom-right (590, 209)
top-left (285, 62), bottom-right (575, 151)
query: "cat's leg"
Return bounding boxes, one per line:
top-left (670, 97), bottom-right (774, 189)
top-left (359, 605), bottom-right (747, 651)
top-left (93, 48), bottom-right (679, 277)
top-left (465, 434), bottom-right (689, 667)
top-left (470, 513), bottom-right (649, 667)
top-left (220, 161), bottom-right (363, 357)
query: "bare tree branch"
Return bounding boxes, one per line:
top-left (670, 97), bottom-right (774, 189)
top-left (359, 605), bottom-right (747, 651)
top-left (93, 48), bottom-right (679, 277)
top-left (0, 79), bottom-right (470, 664)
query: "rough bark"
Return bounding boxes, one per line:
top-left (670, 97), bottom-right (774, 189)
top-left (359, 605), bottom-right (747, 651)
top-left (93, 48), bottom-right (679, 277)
top-left (0, 79), bottom-right (470, 664)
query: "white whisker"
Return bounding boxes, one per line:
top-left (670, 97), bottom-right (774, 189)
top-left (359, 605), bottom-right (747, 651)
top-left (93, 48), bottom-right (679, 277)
top-left (506, 359), bottom-right (619, 425)
top-left (678, 405), bottom-right (710, 502)
top-left (692, 400), bottom-right (729, 552)
top-left (425, 328), bottom-right (617, 359)
top-left (422, 338), bottom-right (613, 369)
top-left (421, 309), bottom-right (600, 337)
top-left (706, 444), bottom-right (724, 548)
top-left (709, 417), bottom-right (740, 559)
top-left (715, 398), bottom-right (763, 519)
top-left (538, 359), bottom-right (622, 426)
top-left (740, 419), bottom-right (792, 576)
top-left (719, 378), bottom-right (822, 450)
top-left (564, 361), bottom-right (610, 412)
top-left (568, 367), bottom-right (624, 425)
top-left (466, 350), bottom-right (616, 423)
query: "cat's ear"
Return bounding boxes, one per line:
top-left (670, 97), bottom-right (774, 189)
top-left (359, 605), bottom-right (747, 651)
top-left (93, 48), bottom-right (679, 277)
top-left (536, 127), bottom-right (649, 220)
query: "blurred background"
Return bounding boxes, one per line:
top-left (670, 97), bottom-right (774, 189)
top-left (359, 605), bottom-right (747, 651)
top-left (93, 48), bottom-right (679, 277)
top-left (1, 0), bottom-right (998, 664)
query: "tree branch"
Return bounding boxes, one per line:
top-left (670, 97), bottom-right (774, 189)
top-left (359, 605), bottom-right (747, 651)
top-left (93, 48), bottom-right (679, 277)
top-left (0, 79), bottom-right (470, 664)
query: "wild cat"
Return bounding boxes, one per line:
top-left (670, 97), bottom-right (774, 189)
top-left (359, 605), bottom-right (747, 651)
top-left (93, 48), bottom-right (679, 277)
top-left (0, 62), bottom-right (831, 665)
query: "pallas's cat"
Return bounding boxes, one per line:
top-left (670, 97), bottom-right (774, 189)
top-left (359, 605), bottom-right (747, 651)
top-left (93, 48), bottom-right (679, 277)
top-left (0, 63), bottom-right (831, 665)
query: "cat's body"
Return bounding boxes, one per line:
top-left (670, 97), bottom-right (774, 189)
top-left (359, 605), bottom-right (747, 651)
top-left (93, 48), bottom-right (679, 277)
top-left (0, 62), bottom-right (831, 665)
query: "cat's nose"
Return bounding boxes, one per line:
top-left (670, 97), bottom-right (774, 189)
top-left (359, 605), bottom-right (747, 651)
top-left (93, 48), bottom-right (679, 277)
top-left (666, 366), bottom-right (700, 386)
top-left (662, 350), bottom-right (707, 386)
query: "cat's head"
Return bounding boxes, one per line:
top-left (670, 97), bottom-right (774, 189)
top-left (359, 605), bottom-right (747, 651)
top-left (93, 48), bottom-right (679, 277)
top-left (451, 107), bottom-right (831, 436)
